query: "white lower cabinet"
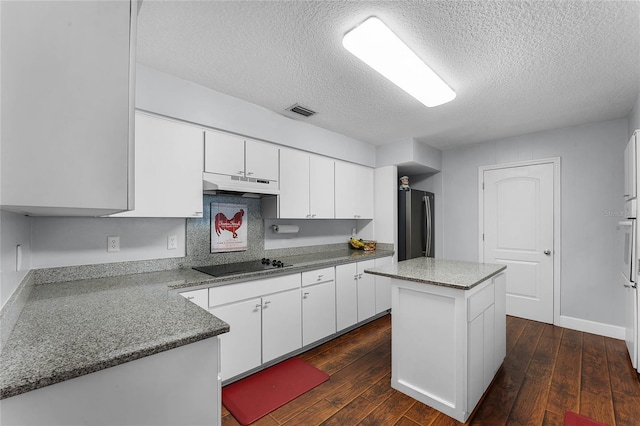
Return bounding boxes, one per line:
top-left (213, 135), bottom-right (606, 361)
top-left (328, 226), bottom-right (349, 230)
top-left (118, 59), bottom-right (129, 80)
top-left (356, 259), bottom-right (376, 322)
top-left (335, 263), bottom-right (358, 331)
top-left (301, 267), bottom-right (336, 346)
top-left (262, 289), bottom-right (302, 363)
top-left (336, 259), bottom-right (378, 330)
top-left (210, 298), bottom-right (262, 381)
top-left (374, 257), bottom-right (392, 314)
top-left (179, 288), bottom-right (209, 310)
top-left (209, 274), bottom-right (302, 381)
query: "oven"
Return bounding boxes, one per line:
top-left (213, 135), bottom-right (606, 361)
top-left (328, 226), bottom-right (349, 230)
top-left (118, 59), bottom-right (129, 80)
top-left (620, 218), bottom-right (636, 284)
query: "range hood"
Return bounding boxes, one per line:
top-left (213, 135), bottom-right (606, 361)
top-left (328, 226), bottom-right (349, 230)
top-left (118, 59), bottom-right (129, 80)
top-left (202, 172), bottom-right (280, 197)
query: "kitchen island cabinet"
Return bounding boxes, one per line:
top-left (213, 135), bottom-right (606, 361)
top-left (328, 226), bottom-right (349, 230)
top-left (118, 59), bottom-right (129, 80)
top-left (365, 258), bottom-right (506, 423)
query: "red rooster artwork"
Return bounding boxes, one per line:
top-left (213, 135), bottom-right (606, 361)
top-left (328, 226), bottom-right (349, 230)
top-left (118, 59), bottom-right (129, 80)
top-left (210, 203), bottom-right (248, 253)
top-left (214, 209), bottom-right (245, 239)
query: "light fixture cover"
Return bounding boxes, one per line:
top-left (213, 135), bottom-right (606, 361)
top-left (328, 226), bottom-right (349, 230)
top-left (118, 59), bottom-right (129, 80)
top-left (343, 17), bottom-right (456, 107)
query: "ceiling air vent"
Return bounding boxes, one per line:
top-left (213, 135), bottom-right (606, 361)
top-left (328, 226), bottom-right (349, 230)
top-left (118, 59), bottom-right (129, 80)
top-left (287, 104), bottom-right (316, 117)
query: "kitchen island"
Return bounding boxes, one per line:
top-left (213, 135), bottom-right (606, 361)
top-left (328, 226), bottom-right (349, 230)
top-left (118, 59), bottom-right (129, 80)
top-left (365, 257), bottom-right (506, 423)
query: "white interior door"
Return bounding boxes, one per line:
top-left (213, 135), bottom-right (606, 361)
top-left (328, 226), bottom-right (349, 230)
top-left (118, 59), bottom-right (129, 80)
top-left (482, 162), bottom-right (555, 324)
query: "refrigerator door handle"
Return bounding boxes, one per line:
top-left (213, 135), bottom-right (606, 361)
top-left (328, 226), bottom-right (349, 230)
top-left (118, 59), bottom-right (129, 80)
top-left (424, 196), bottom-right (432, 257)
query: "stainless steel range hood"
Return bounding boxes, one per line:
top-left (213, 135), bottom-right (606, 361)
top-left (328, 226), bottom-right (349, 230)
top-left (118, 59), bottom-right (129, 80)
top-left (202, 172), bottom-right (280, 197)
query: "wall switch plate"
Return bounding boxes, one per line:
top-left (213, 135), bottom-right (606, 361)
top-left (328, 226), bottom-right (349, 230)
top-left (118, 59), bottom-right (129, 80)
top-left (167, 235), bottom-right (177, 250)
top-left (107, 236), bottom-right (120, 252)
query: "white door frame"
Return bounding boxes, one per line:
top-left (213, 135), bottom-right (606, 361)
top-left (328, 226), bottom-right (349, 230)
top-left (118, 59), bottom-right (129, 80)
top-left (478, 158), bottom-right (561, 325)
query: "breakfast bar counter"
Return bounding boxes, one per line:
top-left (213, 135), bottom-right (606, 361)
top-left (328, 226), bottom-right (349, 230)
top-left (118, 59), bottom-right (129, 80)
top-left (365, 258), bottom-right (507, 423)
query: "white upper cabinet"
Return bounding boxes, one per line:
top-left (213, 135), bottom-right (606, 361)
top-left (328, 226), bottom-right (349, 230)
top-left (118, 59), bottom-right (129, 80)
top-left (204, 131), bottom-right (245, 177)
top-left (112, 113), bottom-right (204, 218)
top-left (204, 131), bottom-right (279, 182)
top-left (245, 139), bottom-right (279, 182)
top-left (279, 148), bottom-right (311, 218)
top-left (278, 149), bottom-right (335, 219)
top-left (334, 161), bottom-right (374, 219)
top-left (309, 155), bottom-right (335, 219)
top-left (0, 0), bottom-right (137, 216)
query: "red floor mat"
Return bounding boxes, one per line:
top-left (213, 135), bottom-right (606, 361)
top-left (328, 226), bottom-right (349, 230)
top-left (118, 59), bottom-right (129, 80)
top-left (222, 357), bottom-right (330, 425)
top-left (564, 411), bottom-right (609, 426)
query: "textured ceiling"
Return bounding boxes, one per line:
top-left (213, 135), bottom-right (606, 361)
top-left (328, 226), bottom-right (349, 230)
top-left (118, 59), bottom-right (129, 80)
top-left (136, 1), bottom-right (640, 150)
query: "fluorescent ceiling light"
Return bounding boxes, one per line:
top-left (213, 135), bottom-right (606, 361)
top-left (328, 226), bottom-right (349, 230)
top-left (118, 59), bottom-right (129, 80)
top-left (343, 17), bottom-right (456, 107)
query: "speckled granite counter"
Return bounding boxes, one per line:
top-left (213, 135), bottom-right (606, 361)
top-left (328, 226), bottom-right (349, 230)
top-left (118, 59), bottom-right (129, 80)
top-left (168, 248), bottom-right (394, 289)
top-left (364, 257), bottom-right (505, 290)
top-left (1, 248), bottom-right (393, 400)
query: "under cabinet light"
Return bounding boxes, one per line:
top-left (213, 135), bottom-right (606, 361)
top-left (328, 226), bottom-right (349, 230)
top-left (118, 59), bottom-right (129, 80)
top-left (342, 17), bottom-right (456, 107)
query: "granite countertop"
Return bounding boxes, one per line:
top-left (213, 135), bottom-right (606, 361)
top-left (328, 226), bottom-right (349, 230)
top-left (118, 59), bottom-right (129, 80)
top-left (0, 248), bottom-right (393, 400)
top-left (169, 248), bottom-right (395, 289)
top-left (364, 257), bottom-right (506, 290)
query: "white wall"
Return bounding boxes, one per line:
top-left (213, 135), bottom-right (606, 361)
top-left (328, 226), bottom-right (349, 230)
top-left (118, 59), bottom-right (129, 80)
top-left (1, 211), bottom-right (31, 308)
top-left (136, 65), bottom-right (376, 167)
top-left (264, 219), bottom-right (357, 250)
top-left (438, 118), bottom-right (628, 328)
top-left (30, 217), bottom-right (186, 268)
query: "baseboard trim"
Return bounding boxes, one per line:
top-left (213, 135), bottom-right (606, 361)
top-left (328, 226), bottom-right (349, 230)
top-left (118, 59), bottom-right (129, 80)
top-left (558, 315), bottom-right (625, 340)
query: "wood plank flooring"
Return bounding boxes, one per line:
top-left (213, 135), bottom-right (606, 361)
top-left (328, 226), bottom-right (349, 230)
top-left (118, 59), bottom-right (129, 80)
top-left (221, 315), bottom-right (640, 426)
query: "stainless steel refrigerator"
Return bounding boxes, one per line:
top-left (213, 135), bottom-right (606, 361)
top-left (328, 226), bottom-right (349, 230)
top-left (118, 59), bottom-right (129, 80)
top-left (398, 189), bottom-right (435, 261)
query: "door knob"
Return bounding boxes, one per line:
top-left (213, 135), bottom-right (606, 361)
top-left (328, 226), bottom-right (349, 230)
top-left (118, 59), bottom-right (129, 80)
top-left (543, 249), bottom-right (551, 255)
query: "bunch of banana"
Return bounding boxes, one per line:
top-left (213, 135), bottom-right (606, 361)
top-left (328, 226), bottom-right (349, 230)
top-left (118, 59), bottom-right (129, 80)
top-left (349, 237), bottom-right (365, 249)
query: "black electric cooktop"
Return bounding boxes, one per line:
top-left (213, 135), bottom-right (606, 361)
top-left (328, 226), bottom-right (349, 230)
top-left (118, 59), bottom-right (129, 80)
top-left (193, 258), bottom-right (293, 277)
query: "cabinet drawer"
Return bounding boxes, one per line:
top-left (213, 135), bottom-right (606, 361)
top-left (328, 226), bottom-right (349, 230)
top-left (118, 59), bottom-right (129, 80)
top-left (180, 288), bottom-right (209, 310)
top-left (468, 282), bottom-right (495, 321)
top-left (302, 267), bottom-right (335, 287)
top-left (209, 273), bottom-right (301, 307)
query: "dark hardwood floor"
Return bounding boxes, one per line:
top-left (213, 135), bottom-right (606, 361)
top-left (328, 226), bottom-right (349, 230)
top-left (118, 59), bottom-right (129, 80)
top-left (221, 315), bottom-right (640, 426)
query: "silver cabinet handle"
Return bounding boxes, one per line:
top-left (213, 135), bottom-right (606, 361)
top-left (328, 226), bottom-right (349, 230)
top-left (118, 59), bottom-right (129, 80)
top-left (303, 292), bottom-right (310, 298)
top-left (247, 171), bottom-right (254, 176)
top-left (544, 249), bottom-right (551, 255)
top-left (237, 171), bottom-right (244, 175)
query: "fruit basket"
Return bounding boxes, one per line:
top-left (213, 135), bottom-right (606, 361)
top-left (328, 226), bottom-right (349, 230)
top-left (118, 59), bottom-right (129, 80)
top-left (349, 238), bottom-right (376, 251)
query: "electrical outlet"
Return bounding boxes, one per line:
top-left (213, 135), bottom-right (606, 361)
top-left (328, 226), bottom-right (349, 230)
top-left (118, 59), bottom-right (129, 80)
top-left (167, 235), bottom-right (177, 250)
top-left (107, 236), bottom-right (120, 252)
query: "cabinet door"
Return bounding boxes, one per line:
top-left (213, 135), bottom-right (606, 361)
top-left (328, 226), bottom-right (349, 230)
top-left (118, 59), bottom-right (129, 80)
top-left (262, 289), bottom-right (302, 363)
top-left (334, 161), bottom-right (357, 219)
top-left (467, 304), bottom-right (496, 411)
top-left (374, 257), bottom-right (393, 314)
top-left (180, 288), bottom-right (209, 310)
top-left (357, 260), bottom-right (376, 321)
top-left (309, 155), bottom-right (335, 219)
top-left (245, 139), bottom-right (279, 182)
top-left (493, 273), bottom-right (507, 370)
top-left (335, 263), bottom-right (358, 331)
top-left (279, 148), bottom-right (310, 218)
top-left (113, 113), bottom-right (204, 218)
top-left (354, 165), bottom-right (374, 219)
top-left (1, 0), bottom-right (135, 216)
top-left (334, 161), bottom-right (374, 219)
top-left (204, 130), bottom-right (245, 177)
top-left (302, 281), bottom-right (337, 346)
top-left (210, 298), bottom-right (262, 381)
